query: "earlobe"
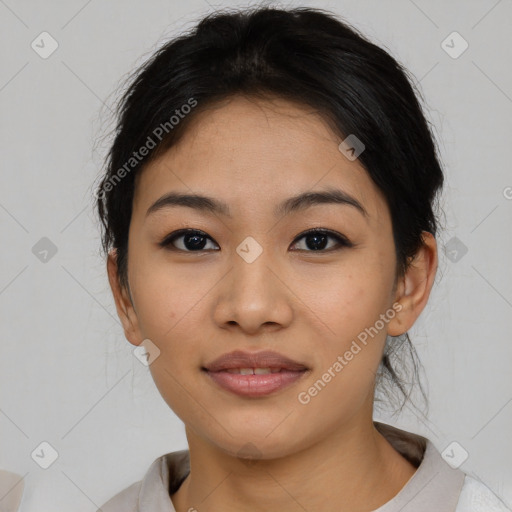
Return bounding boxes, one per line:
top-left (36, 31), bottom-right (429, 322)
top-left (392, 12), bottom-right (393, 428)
top-left (387, 232), bottom-right (438, 337)
top-left (106, 249), bottom-right (142, 346)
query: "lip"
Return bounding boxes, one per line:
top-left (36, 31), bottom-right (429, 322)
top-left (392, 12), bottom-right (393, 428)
top-left (202, 350), bottom-right (309, 398)
top-left (203, 350), bottom-right (309, 372)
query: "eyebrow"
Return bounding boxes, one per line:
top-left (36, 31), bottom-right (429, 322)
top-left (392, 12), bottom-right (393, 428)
top-left (145, 187), bottom-right (368, 219)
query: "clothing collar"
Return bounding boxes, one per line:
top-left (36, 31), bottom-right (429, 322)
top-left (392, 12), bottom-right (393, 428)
top-left (136, 422), bottom-right (465, 512)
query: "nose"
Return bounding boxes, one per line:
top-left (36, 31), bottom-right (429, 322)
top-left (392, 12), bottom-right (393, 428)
top-left (213, 247), bottom-right (294, 335)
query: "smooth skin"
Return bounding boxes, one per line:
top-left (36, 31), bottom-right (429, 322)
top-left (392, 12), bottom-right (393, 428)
top-left (107, 95), bottom-right (438, 512)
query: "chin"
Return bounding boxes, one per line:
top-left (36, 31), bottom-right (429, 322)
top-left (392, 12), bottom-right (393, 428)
top-left (207, 425), bottom-right (304, 462)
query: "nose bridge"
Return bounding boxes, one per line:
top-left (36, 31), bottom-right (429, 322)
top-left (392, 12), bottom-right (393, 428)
top-left (232, 239), bottom-right (276, 301)
top-left (214, 238), bottom-right (292, 332)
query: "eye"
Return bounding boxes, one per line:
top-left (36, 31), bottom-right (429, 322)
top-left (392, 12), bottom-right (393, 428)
top-left (290, 228), bottom-right (353, 252)
top-left (159, 228), bottom-right (352, 253)
top-left (160, 229), bottom-right (219, 252)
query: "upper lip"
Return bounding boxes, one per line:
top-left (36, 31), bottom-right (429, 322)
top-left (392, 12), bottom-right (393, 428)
top-left (203, 350), bottom-right (309, 372)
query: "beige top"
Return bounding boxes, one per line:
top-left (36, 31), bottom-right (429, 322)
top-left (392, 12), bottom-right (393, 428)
top-left (97, 422), bottom-right (510, 512)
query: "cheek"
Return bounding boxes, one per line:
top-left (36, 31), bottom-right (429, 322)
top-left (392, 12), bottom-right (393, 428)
top-left (302, 260), bottom-right (393, 397)
top-left (316, 264), bottom-right (392, 345)
top-left (296, 287), bottom-right (388, 425)
top-left (128, 270), bottom-right (204, 412)
top-left (128, 246), bottom-right (203, 341)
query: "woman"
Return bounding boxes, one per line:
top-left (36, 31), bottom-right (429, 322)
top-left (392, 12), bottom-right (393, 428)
top-left (94, 6), bottom-right (510, 511)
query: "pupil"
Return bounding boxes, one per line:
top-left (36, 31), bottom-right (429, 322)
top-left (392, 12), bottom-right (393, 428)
top-left (307, 233), bottom-right (327, 250)
top-left (185, 234), bottom-right (206, 250)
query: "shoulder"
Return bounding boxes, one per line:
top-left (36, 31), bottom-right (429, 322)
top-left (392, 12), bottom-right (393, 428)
top-left (455, 475), bottom-right (511, 512)
top-left (374, 422), bottom-right (511, 512)
top-left (96, 480), bottom-right (141, 512)
top-left (96, 449), bottom-right (190, 512)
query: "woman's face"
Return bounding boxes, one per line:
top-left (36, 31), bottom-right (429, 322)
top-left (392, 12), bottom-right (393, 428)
top-left (112, 95), bottom-right (407, 459)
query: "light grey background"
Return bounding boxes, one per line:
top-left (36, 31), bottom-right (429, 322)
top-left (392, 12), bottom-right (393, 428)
top-left (1, 0), bottom-right (511, 510)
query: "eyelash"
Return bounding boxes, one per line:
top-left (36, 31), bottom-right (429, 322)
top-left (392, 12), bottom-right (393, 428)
top-left (159, 228), bottom-right (353, 253)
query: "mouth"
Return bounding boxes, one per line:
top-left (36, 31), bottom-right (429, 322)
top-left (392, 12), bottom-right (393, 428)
top-left (222, 367), bottom-right (293, 374)
top-left (202, 350), bottom-right (310, 398)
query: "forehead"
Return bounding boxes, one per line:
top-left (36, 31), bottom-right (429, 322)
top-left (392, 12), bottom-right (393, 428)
top-left (132, 95), bottom-right (390, 226)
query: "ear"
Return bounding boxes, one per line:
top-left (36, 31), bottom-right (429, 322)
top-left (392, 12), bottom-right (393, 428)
top-left (387, 231), bottom-right (438, 337)
top-left (107, 249), bottom-right (143, 346)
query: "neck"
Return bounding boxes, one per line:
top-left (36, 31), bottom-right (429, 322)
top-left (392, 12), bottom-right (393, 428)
top-left (171, 417), bottom-right (417, 512)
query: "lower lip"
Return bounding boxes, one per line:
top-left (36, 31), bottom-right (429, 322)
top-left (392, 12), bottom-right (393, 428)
top-left (204, 369), bottom-right (308, 398)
